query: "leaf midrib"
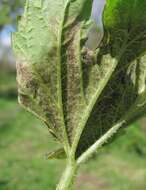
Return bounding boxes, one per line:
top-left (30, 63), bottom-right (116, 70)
top-left (57, 0), bottom-right (72, 153)
top-left (71, 56), bottom-right (119, 157)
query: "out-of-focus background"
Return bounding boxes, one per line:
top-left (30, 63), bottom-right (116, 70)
top-left (0, 1), bottom-right (146, 190)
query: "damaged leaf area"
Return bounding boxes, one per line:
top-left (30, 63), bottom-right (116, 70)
top-left (13, 0), bottom-right (146, 159)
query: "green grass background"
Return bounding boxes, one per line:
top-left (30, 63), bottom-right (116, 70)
top-left (0, 71), bottom-right (146, 190)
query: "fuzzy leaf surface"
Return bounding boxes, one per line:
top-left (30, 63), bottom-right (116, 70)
top-left (13, 0), bottom-right (146, 157)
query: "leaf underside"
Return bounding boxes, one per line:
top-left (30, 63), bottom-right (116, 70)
top-left (13, 0), bottom-right (146, 158)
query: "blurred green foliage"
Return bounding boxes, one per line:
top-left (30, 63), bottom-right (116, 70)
top-left (0, 0), bottom-right (24, 29)
top-left (0, 70), bottom-right (16, 99)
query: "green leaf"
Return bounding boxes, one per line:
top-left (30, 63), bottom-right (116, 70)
top-left (104, 0), bottom-right (146, 30)
top-left (13, 0), bottom-right (146, 159)
top-left (13, 0), bottom-right (96, 147)
top-left (103, 0), bottom-right (146, 56)
top-left (76, 0), bottom-right (146, 157)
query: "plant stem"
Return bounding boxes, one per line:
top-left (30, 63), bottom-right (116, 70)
top-left (56, 159), bottom-right (77, 190)
top-left (77, 120), bottom-right (126, 165)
